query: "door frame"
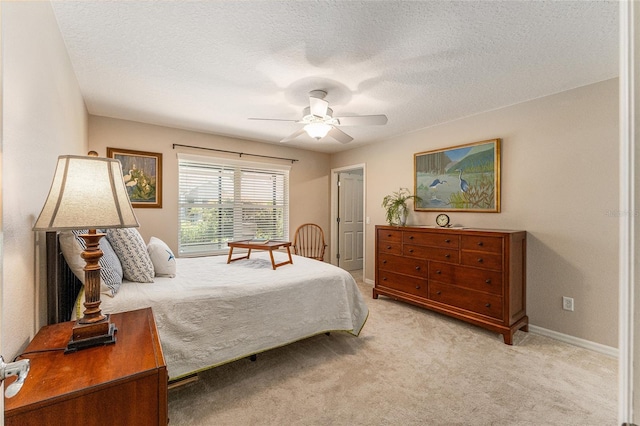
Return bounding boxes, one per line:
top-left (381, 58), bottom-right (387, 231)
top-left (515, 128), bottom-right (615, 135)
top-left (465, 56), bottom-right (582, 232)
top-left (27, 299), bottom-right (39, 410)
top-left (619, 1), bottom-right (637, 423)
top-left (330, 163), bottom-right (366, 272)
top-left (1, 0), bottom-right (5, 415)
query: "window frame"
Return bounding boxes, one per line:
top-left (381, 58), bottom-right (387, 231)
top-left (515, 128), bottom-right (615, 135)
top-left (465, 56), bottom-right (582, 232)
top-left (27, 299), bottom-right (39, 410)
top-left (177, 154), bottom-right (290, 257)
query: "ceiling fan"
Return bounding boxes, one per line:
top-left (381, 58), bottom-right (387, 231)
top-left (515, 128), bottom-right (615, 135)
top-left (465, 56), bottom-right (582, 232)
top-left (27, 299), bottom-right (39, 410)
top-left (249, 90), bottom-right (388, 144)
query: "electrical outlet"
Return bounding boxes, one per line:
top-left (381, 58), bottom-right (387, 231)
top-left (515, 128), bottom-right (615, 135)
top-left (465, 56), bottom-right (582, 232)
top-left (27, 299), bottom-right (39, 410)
top-left (562, 296), bottom-right (574, 311)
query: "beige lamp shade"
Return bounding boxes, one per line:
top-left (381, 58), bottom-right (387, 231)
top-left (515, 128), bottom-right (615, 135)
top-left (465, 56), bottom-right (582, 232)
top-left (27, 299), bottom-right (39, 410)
top-left (33, 155), bottom-right (139, 231)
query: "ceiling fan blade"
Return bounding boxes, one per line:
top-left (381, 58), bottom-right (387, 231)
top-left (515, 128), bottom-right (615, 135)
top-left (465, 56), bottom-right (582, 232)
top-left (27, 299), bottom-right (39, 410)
top-left (280, 128), bottom-right (306, 143)
top-left (309, 96), bottom-right (329, 118)
top-left (334, 114), bottom-right (388, 126)
top-left (248, 117), bottom-right (298, 122)
top-left (328, 126), bottom-right (353, 144)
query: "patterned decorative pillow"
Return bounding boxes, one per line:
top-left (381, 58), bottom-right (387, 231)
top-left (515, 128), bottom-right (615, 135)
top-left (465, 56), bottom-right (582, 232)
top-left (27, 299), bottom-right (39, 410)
top-left (106, 228), bottom-right (155, 283)
top-left (147, 237), bottom-right (177, 278)
top-left (59, 230), bottom-right (123, 297)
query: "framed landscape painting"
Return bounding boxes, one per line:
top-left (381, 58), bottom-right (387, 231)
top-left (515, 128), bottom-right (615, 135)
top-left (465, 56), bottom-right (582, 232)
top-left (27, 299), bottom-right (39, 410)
top-left (107, 147), bottom-right (162, 208)
top-left (414, 139), bottom-right (500, 212)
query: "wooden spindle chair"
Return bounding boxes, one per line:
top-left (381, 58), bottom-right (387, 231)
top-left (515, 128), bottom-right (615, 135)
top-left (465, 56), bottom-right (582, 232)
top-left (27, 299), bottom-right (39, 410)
top-left (292, 223), bottom-right (327, 261)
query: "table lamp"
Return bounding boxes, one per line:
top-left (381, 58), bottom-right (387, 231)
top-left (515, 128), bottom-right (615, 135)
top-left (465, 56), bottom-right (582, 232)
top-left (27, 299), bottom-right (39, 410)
top-left (33, 155), bottom-right (139, 352)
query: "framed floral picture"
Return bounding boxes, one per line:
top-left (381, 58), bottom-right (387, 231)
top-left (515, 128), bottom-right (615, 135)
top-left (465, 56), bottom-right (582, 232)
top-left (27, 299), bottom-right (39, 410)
top-left (414, 139), bottom-right (500, 212)
top-left (107, 147), bottom-right (162, 208)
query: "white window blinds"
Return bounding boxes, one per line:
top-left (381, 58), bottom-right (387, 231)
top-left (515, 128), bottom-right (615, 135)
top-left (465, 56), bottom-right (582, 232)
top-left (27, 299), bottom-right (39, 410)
top-left (178, 155), bottom-right (289, 256)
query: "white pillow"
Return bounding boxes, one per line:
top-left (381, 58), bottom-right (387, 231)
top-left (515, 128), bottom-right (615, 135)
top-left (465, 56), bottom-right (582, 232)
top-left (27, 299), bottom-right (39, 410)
top-left (106, 228), bottom-right (155, 283)
top-left (59, 230), bottom-right (123, 297)
top-left (147, 237), bottom-right (177, 278)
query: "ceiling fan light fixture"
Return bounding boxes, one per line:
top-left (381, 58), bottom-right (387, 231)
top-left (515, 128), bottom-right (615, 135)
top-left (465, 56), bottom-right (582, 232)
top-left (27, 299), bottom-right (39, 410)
top-left (251, 89), bottom-right (387, 143)
top-left (304, 122), bottom-right (332, 140)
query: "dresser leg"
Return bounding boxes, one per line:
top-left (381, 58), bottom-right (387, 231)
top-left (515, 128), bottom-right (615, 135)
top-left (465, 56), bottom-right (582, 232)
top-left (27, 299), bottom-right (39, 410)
top-left (502, 332), bottom-right (514, 345)
top-left (372, 289), bottom-right (379, 299)
top-left (503, 317), bottom-right (529, 345)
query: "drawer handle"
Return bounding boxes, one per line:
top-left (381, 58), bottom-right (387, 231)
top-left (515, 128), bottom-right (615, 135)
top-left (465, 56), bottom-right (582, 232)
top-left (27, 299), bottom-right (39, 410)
top-left (485, 303), bottom-right (491, 308)
top-left (477, 258), bottom-right (483, 263)
top-left (382, 260), bottom-right (387, 264)
top-left (415, 266), bottom-right (421, 271)
top-left (445, 239), bottom-right (451, 243)
top-left (436, 270), bottom-right (441, 274)
top-left (409, 235), bottom-right (414, 239)
top-left (387, 246), bottom-right (392, 250)
top-left (436, 291), bottom-right (442, 295)
top-left (415, 285), bottom-right (421, 290)
top-left (485, 279), bottom-right (491, 284)
top-left (478, 242), bottom-right (484, 246)
top-left (409, 249), bottom-right (414, 253)
top-left (387, 234), bottom-right (392, 237)
top-left (444, 254), bottom-right (451, 258)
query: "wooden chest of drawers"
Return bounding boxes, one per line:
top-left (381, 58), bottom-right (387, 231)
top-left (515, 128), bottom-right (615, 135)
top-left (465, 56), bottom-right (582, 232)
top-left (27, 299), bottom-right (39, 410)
top-left (4, 308), bottom-right (168, 425)
top-left (374, 225), bottom-right (528, 344)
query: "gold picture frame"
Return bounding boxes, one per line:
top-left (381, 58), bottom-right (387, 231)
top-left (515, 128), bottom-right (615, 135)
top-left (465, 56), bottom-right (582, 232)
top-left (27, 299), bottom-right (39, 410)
top-left (414, 139), bottom-right (501, 212)
top-left (107, 147), bottom-right (163, 208)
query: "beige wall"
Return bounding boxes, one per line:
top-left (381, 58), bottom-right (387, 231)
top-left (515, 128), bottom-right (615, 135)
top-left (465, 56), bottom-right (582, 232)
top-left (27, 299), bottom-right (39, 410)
top-left (331, 79), bottom-right (619, 348)
top-left (2, 2), bottom-right (88, 358)
top-left (0, 2), bottom-right (618, 359)
top-left (88, 116), bottom-right (332, 255)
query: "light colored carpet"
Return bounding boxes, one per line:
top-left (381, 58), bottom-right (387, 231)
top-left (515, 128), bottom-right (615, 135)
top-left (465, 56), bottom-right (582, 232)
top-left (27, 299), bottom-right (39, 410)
top-left (168, 270), bottom-right (617, 425)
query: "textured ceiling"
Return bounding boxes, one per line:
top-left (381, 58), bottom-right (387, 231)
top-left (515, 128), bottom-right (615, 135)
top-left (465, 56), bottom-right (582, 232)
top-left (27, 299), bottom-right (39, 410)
top-left (50, 1), bottom-right (618, 153)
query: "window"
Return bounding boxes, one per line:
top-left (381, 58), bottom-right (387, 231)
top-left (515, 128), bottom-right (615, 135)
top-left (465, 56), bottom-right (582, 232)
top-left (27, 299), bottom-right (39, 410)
top-left (178, 154), bottom-right (289, 256)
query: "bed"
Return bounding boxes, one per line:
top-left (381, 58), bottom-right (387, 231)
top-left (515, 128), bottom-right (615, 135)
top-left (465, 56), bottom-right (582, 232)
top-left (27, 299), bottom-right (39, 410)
top-left (46, 231), bottom-right (369, 380)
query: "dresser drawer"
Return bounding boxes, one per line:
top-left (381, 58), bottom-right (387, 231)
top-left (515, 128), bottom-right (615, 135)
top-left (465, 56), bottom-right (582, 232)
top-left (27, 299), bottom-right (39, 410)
top-left (461, 235), bottom-right (503, 253)
top-left (378, 228), bottom-right (402, 243)
top-left (378, 253), bottom-right (427, 278)
top-left (404, 231), bottom-right (460, 249)
top-left (429, 262), bottom-right (503, 295)
top-left (460, 251), bottom-right (502, 271)
top-left (378, 241), bottom-right (402, 256)
top-left (377, 270), bottom-right (428, 297)
top-left (429, 282), bottom-right (503, 320)
top-left (404, 244), bottom-right (459, 263)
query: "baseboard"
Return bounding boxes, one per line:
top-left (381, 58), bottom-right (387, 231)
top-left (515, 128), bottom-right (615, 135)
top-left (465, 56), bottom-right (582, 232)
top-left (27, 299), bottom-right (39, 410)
top-left (364, 278), bottom-right (375, 285)
top-left (529, 325), bottom-right (618, 358)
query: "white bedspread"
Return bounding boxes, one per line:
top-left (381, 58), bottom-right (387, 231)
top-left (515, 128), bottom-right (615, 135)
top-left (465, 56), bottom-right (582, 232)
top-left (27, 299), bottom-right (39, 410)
top-left (89, 252), bottom-right (368, 379)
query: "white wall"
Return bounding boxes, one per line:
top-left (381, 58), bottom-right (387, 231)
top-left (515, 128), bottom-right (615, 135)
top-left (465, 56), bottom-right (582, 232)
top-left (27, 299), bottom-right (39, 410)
top-left (88, 116), bottom-right (332, 255)
top-left (2, 2), bottom-right (88, 358)
top-left (331, 79), bottom-right (619, 348)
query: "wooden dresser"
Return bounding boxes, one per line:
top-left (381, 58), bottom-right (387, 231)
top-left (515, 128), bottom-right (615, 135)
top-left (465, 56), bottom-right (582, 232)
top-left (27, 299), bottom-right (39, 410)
top-left (374, 225), bottom-right (528, 344)
top-left (5, 308), bottom-right (168, 426)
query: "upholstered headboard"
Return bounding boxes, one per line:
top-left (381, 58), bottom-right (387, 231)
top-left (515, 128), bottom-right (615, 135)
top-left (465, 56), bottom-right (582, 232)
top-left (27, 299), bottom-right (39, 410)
top-left (46, 231), bottom-right (82, 324)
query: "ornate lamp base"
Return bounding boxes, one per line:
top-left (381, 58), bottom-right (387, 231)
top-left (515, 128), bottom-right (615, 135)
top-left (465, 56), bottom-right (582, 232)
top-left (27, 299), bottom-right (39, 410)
top-left (65, 315), bottom-right (117, 354)
top-left (64, 230), bottom-right (117, 354)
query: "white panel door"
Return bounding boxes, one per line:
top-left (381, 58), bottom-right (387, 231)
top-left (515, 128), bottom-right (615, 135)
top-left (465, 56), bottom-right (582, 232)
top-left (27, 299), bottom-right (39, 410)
top-left (337, 171), bottom-right (363, 271)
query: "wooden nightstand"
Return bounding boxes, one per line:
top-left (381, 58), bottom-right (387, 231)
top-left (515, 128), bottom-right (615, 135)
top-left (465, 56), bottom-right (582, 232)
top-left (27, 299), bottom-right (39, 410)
top-left (4, 308), bottom-right (168, 426)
